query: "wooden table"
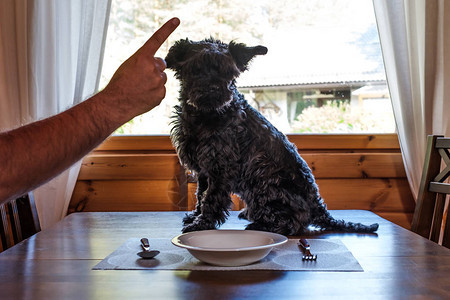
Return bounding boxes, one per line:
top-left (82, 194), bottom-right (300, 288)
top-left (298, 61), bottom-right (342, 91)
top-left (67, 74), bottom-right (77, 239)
top-left (1, 210), bottom-right (449, 299)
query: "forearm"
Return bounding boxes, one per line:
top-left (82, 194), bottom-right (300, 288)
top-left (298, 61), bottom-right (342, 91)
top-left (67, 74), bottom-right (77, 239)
top-left (0, 17), bottom-right (179, 205)
top-left (0, 90), bottom-right (129, 203)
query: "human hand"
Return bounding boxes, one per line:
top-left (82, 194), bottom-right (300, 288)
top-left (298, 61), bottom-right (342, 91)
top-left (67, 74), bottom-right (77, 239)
top-left (102, 17), bottom-right (180, 118)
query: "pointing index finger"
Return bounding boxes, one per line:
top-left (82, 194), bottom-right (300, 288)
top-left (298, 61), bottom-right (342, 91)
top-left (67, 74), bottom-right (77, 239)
top-left (144, 18), bottom-right (180, 57)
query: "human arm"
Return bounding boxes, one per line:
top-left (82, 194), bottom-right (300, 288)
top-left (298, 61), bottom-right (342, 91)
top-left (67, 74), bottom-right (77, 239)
top-left (0, 18), bottom-right (180, 204)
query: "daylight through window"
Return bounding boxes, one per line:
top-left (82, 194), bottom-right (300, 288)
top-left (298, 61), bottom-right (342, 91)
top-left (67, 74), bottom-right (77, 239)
top-left (100, 0), bottom-right (395, 134)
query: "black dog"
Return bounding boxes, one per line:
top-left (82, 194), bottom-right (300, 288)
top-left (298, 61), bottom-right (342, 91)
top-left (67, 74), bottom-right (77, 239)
top-left (166, 38), bottom-right (378, 235)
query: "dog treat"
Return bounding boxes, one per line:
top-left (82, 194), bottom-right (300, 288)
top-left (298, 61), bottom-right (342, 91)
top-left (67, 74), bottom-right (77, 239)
top-left (166, 38), bottom-right (378, 235)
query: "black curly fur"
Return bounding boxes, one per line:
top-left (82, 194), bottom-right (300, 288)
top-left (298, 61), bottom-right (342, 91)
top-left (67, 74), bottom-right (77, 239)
top-left (166, 38), bottom-right (379, 235)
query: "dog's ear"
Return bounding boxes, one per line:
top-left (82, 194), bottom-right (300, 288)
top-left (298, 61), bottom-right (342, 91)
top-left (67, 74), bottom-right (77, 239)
top-left (228, 41), bottom-right (268, 71)
top-left (165, 38), bottom-right (193, 71)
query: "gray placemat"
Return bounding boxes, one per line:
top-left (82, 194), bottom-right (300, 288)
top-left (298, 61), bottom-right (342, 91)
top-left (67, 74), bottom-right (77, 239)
top-left (93, 238), bottom-right (363, 271)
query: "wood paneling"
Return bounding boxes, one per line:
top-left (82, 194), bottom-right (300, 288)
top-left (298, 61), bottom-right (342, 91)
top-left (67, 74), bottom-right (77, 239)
top-left (70, 180), bottom-right (188, 212)
top-left (70, 134), bottom-right (416, 229)
top-left (95, 134), bottom-right (400, 151)
top-left (96, 135), bottom-right (175, 151)
top-left (78, 154), bottom-right (180, 180)
top-left (288, 134), bottom-right (400, 150)
top-left (302, 153), bottom-right (406, 178)
top-left (376, 212), bottom-right (414, 229)
top-left (186, 179), bottom-right (414, 213)
top-left (315, 179), bottom-right (414, 212)
top-left (77, 152), bottom-right (406, 180)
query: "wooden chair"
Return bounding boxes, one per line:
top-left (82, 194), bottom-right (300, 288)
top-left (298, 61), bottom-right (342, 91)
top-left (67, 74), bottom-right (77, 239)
top-left (0, 192), bottom-right (41, 252)
top-left (412, 135), bottom-right (450, 247)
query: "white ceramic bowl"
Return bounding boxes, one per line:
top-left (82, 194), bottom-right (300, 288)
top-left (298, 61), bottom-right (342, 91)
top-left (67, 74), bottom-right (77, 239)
top-left (171, 229), bottom-right (288, 266)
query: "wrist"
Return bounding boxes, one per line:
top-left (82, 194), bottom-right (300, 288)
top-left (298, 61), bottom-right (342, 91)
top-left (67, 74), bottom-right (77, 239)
top-left (89, 88), bottom-right (137, 131)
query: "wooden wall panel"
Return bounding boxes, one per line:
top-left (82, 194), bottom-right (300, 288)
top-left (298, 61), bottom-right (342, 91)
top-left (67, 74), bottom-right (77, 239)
top-left (287, 134), bottom-right (400, 150)
top-left (77, 152), bottom-right (406, 180)
top-left (376, 212), bottom-right (414, 230)
top-left (302, 153), bottom-right (406, 178)
top-left (70, 180), bottom-right (188, 212)
top-left (96, 135), bottom-right (175, 151)
top-left (69, 134), bottom-right (416, 229)
top-left (187, 180), bottom-right (414, 213)
top-left (78, 154), bottom-right (180, 180)
top-left (315, 179), bottom-right (414, 212)
top-left (94, 134), bottom-right (400, 151)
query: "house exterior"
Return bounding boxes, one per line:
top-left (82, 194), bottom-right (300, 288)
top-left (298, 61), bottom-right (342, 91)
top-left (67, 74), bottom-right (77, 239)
top-left (236, 26), bottom-right (390, 133)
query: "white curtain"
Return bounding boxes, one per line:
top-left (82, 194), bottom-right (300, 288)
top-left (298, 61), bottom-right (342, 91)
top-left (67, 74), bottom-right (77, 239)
top-left (0, 0), bottom-right (111, 229)
top-left (373, 0), bottom-right (450, 199)
top-left (0, 1), bottom-right (31, 128)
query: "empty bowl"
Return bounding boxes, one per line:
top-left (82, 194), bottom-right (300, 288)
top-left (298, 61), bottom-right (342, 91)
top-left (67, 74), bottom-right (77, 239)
top-left (171, 229), bottom-right (288, 266)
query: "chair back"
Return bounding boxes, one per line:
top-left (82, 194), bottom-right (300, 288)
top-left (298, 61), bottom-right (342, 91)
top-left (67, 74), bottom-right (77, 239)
top-left (0, 192), bottom-right (41, 252)
top-left (412, 135), bottom-right (450, 247)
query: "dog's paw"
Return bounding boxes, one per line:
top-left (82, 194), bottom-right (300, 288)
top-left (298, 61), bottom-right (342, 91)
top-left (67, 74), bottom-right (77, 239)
top-left (238, 209), bottom-right (249, 220)
top-left (182, 221), bottom-right (216, 233)
top-left (182, 213), bottom-right (197, 225)
top-left (245, 222), bottom-right (270, 232)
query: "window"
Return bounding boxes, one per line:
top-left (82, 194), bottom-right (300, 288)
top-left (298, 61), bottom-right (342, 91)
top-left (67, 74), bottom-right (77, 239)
top-left (100, 0), bottom-right (395, 134)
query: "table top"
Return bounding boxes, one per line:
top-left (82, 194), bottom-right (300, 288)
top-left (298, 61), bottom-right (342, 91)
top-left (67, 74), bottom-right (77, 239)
top-left (1, 210), bottom-right (449, 299)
